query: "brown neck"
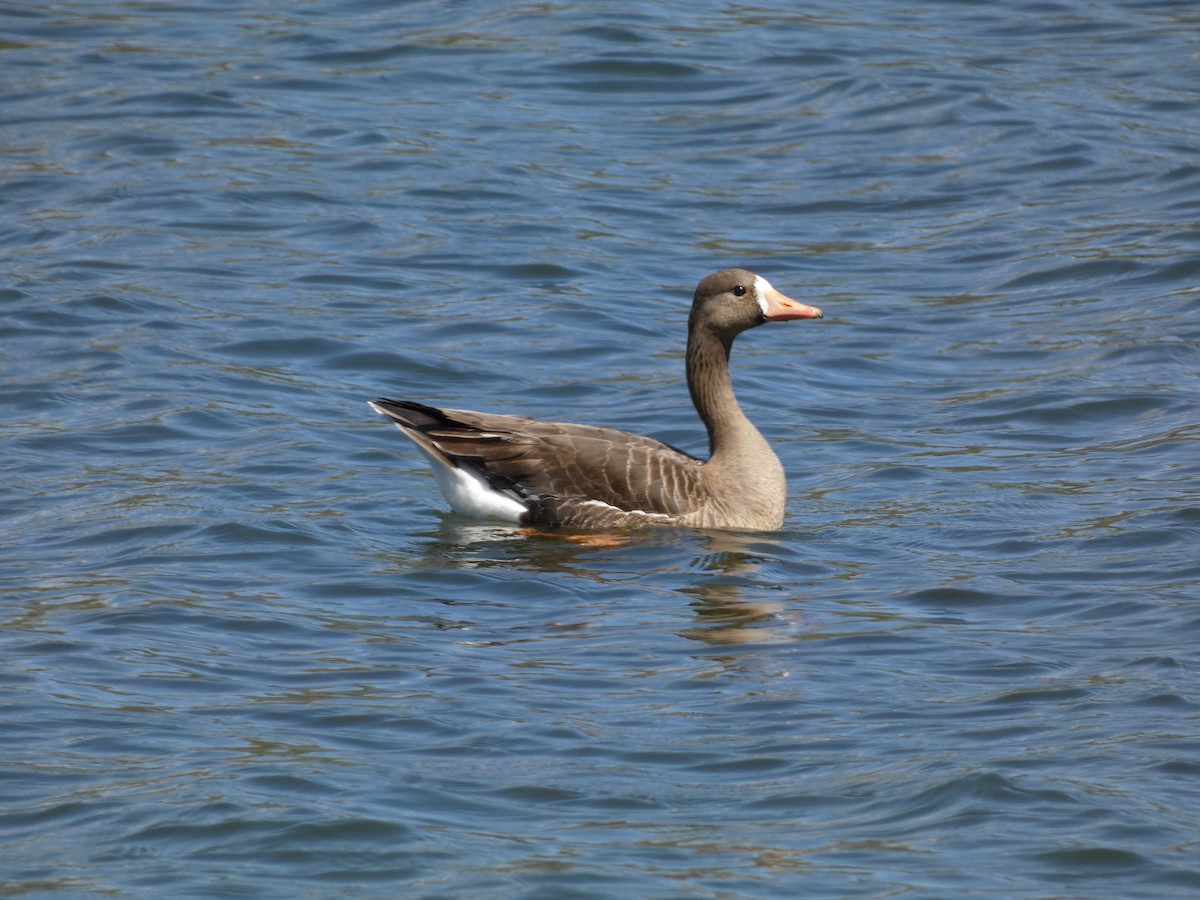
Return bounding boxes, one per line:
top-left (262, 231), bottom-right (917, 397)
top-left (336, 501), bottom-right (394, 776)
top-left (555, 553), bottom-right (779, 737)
top-left (686, 324), bottom-right (765, 463)
top-left (685, 322), bottom-right (787, 528)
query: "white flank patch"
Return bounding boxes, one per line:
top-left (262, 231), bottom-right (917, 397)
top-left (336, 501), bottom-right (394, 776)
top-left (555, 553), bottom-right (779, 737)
top-left (579, 498), bottom-right (639, 514)
top-left (577, 498), bottom-right (672, 523)
top-left (753, 274), bottom-right (775, 317)
top-left (415, 446), bottom-right (526, 523)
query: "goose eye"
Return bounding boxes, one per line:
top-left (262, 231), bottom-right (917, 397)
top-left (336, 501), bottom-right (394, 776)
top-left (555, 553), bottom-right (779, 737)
top-left (733, 285), bottom-right (747, 297)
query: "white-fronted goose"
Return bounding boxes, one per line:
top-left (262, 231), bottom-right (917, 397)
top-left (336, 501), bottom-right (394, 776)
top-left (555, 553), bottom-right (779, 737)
top-left (370, 269), bottom-right (823, 531)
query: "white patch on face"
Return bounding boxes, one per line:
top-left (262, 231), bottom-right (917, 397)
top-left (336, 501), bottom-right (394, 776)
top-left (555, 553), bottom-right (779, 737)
top-left (753, 274), bottom-right (774, 317)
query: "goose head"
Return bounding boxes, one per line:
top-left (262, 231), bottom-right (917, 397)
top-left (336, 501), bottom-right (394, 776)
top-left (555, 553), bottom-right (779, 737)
top-left (689, 269), bottom-right (823, 341)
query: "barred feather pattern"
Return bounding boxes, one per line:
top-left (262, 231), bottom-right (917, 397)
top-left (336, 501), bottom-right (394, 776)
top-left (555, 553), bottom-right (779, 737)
top-left (370, 399), bottom-right (708, 529)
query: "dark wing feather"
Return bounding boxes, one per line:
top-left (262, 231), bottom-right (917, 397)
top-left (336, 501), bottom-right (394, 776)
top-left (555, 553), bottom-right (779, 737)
top-left (371, 398), bottom-right (706, 526)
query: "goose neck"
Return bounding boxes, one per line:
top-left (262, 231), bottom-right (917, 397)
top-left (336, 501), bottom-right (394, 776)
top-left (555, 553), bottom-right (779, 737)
top-left (686, 326), bottom-right (759, 461)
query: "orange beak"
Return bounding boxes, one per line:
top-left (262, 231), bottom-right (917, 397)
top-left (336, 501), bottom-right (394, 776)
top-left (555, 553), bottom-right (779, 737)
top-left (761, 285), bottom-right (823, 321)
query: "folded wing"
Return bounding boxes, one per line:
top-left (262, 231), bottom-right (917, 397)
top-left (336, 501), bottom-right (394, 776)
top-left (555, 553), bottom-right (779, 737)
top-left (370, 398), bottom-right (705, 527)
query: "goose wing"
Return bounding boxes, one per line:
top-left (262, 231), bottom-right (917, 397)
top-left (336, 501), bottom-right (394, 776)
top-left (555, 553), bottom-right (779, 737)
top-left (370, 398), bottom-right (704, 527)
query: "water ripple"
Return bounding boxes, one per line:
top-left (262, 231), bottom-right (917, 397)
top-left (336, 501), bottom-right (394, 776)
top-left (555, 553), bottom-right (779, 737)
top-left (3, 0), bottom-right (1200, 896)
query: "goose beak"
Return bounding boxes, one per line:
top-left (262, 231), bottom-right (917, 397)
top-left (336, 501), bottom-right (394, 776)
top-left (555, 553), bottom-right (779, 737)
top-left (761, 284), bottom-right (823, 321)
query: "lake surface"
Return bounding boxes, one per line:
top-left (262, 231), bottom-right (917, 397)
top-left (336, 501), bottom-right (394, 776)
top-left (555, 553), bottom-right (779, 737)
top-left (3, 1), bottom-right (1199, 896)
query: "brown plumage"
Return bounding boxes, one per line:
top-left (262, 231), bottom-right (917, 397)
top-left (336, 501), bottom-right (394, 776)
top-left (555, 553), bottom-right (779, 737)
top-left (370, 269), bottom-right (823, 531)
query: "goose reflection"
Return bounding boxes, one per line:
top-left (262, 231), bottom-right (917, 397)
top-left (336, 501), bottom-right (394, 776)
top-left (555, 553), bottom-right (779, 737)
top-left (674, 529), bottom-right (810, 646)
top-left (389, 520), bottom-right (811, 646)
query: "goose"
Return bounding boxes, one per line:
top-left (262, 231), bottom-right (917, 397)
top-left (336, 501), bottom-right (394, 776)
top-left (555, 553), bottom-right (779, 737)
top-left (370, 268), bottom-right (823, 531)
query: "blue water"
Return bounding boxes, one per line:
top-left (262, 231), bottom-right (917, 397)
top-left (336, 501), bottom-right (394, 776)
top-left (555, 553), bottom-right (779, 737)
top-left (3, 1), bottom-right (1200, 897)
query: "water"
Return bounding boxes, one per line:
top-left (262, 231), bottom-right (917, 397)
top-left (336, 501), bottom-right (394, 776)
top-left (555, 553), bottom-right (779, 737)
top-left (3, 1), bottom-right (1199, 896)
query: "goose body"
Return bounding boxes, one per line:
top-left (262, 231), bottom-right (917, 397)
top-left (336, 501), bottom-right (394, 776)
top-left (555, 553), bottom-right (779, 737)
top-left (370, 269), bottom-right (822, 531)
